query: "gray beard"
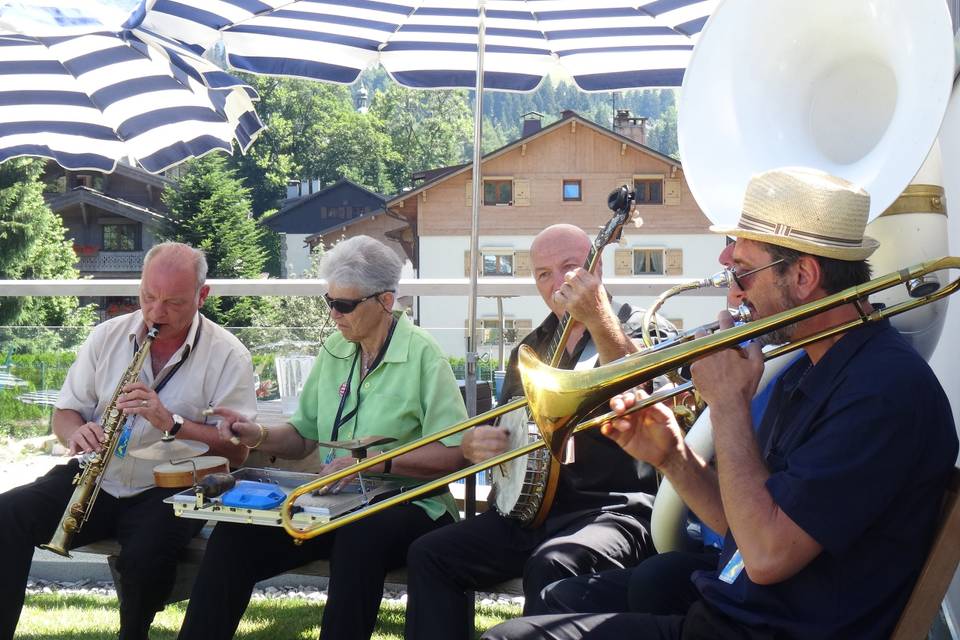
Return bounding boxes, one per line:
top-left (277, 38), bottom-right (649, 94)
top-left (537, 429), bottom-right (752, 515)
top-left (756, 280), bottom-right (801, 347)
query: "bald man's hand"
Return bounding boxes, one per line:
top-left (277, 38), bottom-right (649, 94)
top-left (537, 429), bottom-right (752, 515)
top-left (553, 267), bottom-right (613, 325)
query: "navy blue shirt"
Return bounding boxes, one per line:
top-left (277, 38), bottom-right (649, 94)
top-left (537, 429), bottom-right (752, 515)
top-left (693, 319), bottom-right (957, 639)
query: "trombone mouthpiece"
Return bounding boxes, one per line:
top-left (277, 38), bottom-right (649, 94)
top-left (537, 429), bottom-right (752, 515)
top-left (700, 270), bottom-right (735, 289)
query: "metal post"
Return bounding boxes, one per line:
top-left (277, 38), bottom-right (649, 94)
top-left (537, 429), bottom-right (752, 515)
top-left (465, 4), bottom-right (487, 636)
top-left (465, 0), bottom-right (486, 421)
top-left (497, 296), bottom-right (505, 370)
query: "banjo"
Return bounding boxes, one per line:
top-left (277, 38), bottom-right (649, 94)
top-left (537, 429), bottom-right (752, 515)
top-left (490, 188), bottom-right (637, 527)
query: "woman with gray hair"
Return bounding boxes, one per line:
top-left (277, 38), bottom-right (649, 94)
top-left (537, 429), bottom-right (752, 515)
top-left (178, 236), bottom-right (469, 640)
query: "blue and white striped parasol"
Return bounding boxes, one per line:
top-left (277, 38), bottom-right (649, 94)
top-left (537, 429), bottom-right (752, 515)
top-left (140, 0), bottom-right (714, 91)
top-left (0, 1), bottom-right (265, 173)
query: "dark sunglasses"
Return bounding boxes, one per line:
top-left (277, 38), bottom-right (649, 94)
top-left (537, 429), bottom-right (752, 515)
top-left (323, 290), bottom-right (392, 314)
top-left (728, 259), bottom-right (785, 290)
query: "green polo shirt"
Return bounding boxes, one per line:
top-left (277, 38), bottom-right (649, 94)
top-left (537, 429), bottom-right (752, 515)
top-left (290, 312), bottom-right (467, 521)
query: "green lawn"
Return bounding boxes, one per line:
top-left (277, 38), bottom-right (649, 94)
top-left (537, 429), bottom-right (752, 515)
top-left (17, 593), bottom-right (520, 639)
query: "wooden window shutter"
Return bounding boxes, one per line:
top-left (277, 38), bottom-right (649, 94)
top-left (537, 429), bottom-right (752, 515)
top-left (465, 180), bottom-right (473, 207)
top-left (665, 248), bottom-right (683, 275)
top-left (614, 248), bottom-right (633, 276)
top-left (664, 178), bottom-right (682, 205)
top-left (514, 179), bottom-right (531, 206)
top-left (514, 250), bottom-right (531, 276)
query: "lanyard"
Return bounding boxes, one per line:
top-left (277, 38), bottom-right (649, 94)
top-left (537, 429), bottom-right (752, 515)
top-left (329, 316), bottom-right (399, 443)
top-left (133, 317), bottom-right (201, 396)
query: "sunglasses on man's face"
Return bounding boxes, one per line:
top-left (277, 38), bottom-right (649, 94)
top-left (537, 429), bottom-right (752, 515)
top-left (323, 290), bottom-right (392, 314)
top-left (727, 259), bottom-right (785, 291)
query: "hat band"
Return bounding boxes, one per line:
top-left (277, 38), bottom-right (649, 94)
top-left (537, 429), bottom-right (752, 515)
top-left (739, 213), bottom-right (863, 248)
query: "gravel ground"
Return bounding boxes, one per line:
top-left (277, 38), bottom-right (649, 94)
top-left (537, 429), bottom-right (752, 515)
top-left (24, 578), bottom-right (524, 607)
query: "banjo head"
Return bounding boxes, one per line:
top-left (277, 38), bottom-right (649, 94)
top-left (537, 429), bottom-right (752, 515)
top-left (490, 402), bottom-right (552, 523)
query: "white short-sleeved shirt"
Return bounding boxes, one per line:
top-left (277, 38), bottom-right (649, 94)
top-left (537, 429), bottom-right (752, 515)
top-left (56, 310), bottom-right (257, 498)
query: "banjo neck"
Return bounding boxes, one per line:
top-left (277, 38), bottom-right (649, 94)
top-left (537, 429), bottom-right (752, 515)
top-left (545, 242), bottom-right (603, 367)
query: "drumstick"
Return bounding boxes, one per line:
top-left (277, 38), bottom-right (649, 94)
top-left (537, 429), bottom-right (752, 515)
top-left (202, 408), bottom-right (242, 445)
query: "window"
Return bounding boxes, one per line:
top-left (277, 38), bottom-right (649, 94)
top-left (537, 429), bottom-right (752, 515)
top-left (634, 178), bottom-right (663, 204)
top-left (479, 318), bottom-right (529, 347)
top-left (102, 224), bottom-right (139, 252)
top-left (73, 174), bottom-right (104, 191)
top-left (562, 179), bottom-right (582, 202)
top-left (482, 252), bottom-right (514, 276)
top-left (483, 179), bottom-right (512, 205)
top-left (633, 248), bottom-right (665, 275)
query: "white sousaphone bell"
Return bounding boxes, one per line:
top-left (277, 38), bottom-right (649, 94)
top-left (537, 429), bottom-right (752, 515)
top-left (652, 0), bottom-right (958, 553)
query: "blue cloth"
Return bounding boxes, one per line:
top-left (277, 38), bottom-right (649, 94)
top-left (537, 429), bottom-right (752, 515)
top-left (693, 319), bottom-right (957, 639)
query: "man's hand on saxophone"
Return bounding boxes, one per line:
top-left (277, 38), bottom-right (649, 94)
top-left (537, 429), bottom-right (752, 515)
top-left (68, 423), bottom-right (106, 455)
top-left (117, 381), bottom-right (172, 432)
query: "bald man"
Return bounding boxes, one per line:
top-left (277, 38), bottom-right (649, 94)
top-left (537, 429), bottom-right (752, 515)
top-left (0, 242), bottom-right (255, 640)
top-left (404, 224), bottom-right (675, 640)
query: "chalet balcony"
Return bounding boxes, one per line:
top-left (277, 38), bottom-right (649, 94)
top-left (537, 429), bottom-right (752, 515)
top-left (77, 250), bottom-right (146, 273)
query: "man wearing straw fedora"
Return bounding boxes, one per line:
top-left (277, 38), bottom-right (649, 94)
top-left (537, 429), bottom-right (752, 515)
top-left (483, 167), bottom-right (958, 640)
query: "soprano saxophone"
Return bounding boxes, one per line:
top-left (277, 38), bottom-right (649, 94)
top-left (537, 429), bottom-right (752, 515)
top-left (41, 326), bottom-right (159, 557)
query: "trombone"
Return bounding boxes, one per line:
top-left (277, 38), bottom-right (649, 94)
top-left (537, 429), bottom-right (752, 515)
top-left (280, 256), bottom-right (960, 542)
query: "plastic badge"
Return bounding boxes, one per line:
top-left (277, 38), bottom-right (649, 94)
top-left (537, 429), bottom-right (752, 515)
top-left (114, 419), bottom-right (135, 459)
top-left (219, 480), bottom-right (287, 510)
top-left (718, 549), bottom-right (745, 584)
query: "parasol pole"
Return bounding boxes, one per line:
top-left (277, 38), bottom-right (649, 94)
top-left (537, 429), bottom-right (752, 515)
top-left (465, 0), bottom-right (487, 419)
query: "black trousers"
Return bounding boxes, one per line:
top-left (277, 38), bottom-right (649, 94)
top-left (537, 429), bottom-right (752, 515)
top-left (541, 550), bottom-right (719, 616)
top-left (177, 503), bottom-right (453, 640)
top-left (480, 600), bottom-right (770, 640)
top-left (482, 551), bottom-right (772, 640)
top-left (404, 508), bottom-right (652, 640)
top-left (0, 459), bottom-right (204, 640)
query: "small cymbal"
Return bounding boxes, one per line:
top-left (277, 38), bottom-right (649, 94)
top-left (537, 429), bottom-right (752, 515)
top-left (129, 438), bottom-right (208, 460)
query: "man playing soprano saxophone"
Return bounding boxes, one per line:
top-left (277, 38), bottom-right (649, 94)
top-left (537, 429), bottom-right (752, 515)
top-left (0, 242), bottom-right (255, 640)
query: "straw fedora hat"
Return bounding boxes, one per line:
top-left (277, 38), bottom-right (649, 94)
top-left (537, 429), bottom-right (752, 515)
top-left (710, 167), bottom-right (880, 261)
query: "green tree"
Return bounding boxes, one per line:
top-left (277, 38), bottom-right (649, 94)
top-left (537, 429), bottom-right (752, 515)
top-left (161, 155), bottom-right (267, 327)
top-left (239, 246), bottom-right (334, 353)
top-left (647, 103), bottom-right (680, 159)
top-left (228, 75), bottom-right (399, 276)
top-left (305, 108), bottom-right (400, 195)
top-left (0, 159), bottom-right (42, 324)
top-left (0, 158), bottom-right (95, 345)
top-left (371, 85), bottom-right (473, 191)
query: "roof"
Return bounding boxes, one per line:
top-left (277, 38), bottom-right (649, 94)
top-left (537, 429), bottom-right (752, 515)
top-left (46, 187), bottom-right (167, 226)
top-left (302, 206), bottom-right (391, 243)
top-left (386, 111), bottom-right (681, 207)
top-left (261, 178), bottom-right (386, 233)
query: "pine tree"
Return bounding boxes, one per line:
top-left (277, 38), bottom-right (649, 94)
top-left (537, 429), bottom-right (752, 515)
top-left (0, 159), bottom-right (42, 324)
top-left (161, 154), bottom-right (267, 327)
top-left (0, 158), bottom-right (95, 342)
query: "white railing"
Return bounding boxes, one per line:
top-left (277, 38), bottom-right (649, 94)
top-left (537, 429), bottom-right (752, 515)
top-left (0, 277), bottom-right (722, 297)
